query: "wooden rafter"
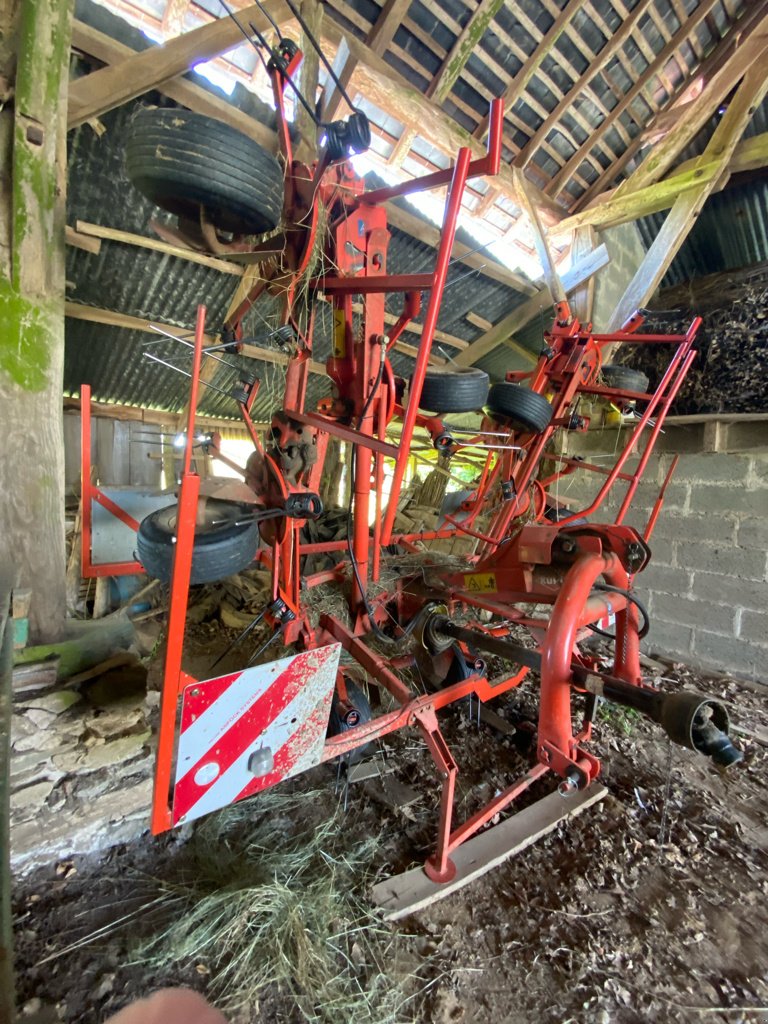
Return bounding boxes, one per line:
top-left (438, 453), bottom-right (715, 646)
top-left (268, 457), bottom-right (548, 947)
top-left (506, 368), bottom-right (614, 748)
top-left (513, 168), bottom-right (565, 304)
top-left (71, 20), bottom-right (278, 150)
top-left (582, 0), bottom-right (768, 206)
top-left (616, 9), bottom-right (768, 196)
top-left (608, 63), bottom-right (768, 331)
top-left (426, 0), bottom-right (507, 106)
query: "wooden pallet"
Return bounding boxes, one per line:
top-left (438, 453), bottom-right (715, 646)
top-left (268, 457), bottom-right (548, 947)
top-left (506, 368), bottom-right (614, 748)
top-left (371, 784), bottom-right (608, 920)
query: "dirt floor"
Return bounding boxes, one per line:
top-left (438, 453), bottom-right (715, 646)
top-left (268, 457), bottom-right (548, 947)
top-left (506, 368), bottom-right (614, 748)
top-left (11, 655), bottom-right (768, 1024)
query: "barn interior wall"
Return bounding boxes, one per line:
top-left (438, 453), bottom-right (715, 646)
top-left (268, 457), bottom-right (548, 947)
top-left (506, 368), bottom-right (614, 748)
top-left (560, 425), bottom-right (768, 682)
top-left (64, 412), bottom-right (165, 492)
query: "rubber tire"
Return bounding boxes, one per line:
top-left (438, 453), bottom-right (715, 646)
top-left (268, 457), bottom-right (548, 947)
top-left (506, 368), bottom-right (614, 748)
top-left (125, 107), bottom-right (284, 235)
top-left (415, 367), bottom-right (490, 414)
top-left (601, 364), bottom-right (650, 394)
top-left (137, 499), bottom-right (260, 584)
top-left (486, 383), bottom-right (553, 433)
top-left (327, 680), bottom-right (374, 764)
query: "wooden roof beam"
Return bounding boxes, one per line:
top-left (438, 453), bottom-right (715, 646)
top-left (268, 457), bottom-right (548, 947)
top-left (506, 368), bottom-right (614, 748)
top-left (68, 0), bottom-right (285, 128)
top-left (426, 0), bottom-right (507, 107)
top-left (71, 19), bottom-right (278, 150)
top-left (607, 63), bottom-right (768, 331)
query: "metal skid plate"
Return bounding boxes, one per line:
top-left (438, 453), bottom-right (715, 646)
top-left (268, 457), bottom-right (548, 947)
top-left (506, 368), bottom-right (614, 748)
top-left (171, 643), bottom-right (342, 825)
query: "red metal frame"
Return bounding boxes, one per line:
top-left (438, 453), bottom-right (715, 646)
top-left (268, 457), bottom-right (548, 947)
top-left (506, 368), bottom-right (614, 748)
top-left (144, 42), bottom-right (712, 882)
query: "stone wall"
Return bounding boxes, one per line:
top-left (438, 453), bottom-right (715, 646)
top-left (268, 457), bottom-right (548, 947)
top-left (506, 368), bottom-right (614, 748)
top-left (557, 424), bottom-right (768, 682)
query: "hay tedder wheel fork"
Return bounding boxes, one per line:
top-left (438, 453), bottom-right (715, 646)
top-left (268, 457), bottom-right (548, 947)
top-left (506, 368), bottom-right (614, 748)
top-left (115, 16), bottom-right (745, 887)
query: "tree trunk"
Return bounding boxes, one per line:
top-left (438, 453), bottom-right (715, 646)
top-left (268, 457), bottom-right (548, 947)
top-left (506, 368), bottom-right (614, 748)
top-left (0, 0), bottom-right (73, 642)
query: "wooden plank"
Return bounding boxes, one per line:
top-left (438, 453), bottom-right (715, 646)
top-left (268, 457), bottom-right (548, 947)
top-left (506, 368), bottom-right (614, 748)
top-left (68, 0), bottom-right (285, 127)
top-left (513, 167), bottom-right (566, 303)
top-left (454, 243), bottom-right (609, 367)
top-left (474, 0), bottom-right (587, 140)
top-left (608, 63), bottom-right (768, 331)
top-left (71, 20), bottom-right (278, 151)
top-left (427, 0), bottom-right (507, 105)
top-left (466, 311), bottom-right (493, 331)
top-left (372, 784), bottom-right (608, 920)
top-left (75, 221), bottom-right (244, 275)
top-left (64, 397), bottom-right (254, 432)
top-left (545, 0), bottom-right (723, 198)
top-left (66, 225), bottom-right (101, 255)
top-left (568, 225), bottom-right (596, 324)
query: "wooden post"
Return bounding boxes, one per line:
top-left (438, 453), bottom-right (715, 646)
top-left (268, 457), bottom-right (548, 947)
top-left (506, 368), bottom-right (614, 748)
top-left (0, 576), bottom-right (14, 1024)
top-left (295, 0), bottom-right (322, 165)
top-left (0, 0), bottom-right (73, 642)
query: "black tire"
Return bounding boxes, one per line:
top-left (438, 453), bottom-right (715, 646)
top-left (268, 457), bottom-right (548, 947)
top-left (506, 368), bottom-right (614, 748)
top-left (327, 680), bottom-right (374, 764)
top-left (125, 107), bottom-right (284, 235)
top-left (601, 364), bottom-right (650, 394)
top-left (137, 499), bottom-right (260, 584)
top-left (415, 367), bottom-right (490, 413)
top-left (486, 383), bottom-right (553, 433)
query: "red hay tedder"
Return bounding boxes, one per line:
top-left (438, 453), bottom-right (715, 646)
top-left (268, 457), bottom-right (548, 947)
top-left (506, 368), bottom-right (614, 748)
top-left (81, 21), bottom-right (741, 897)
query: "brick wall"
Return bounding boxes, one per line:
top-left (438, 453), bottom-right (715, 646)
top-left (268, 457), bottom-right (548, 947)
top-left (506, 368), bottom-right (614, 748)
top-left (556, 429), bottom-right (768, 681)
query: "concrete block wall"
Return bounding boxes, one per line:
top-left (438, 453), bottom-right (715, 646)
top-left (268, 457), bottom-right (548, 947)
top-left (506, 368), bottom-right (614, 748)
top-left (556, 430), bottom-right (768, 681)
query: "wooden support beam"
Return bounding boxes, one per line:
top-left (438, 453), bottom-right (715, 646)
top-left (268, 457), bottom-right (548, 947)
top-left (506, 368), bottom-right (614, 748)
top-left (427, 0), bottom-right (507, 105)
top-left (64, 302), bottom-right (328, 377)
top-left (388, 126), bottom-right (417, 168)
top-left (68, 0), bottom-right (285, 128)
top-left (545, 0), bottom-right (723, 198)
top-left (75, 220), bottom-right (245, 275)
top-left (608, 64), bottom-right (768, 331)
top-left (473, 0), bottom-right (587, 140)
top-left (71, 20), bottom-right (278, 151)
top-left (553, 131), bottom-right (768, 236)
top-left (453, 244), bottom-right (609, 367)
top-left (513, 167), bottom-right (565, 303)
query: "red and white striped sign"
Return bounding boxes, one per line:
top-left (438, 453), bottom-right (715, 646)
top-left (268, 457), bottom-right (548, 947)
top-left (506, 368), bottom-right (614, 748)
top-left (171, 643), bottom-right (341, 826)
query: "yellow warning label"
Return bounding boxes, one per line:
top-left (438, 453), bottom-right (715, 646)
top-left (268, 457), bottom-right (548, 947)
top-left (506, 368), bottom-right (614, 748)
top-left (462, 573), bottom-right (497, 593)
top-left (333, 308), bottom-right (346, 358)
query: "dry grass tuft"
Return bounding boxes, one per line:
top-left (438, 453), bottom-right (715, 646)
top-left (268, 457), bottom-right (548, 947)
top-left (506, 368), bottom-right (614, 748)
top-left (132, 788), bottom-right (432, 1022)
